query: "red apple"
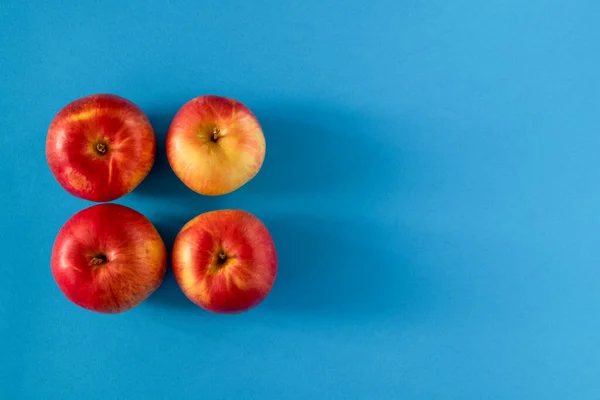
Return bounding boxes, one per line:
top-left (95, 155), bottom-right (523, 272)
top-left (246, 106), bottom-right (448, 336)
top-left (46, 94), bottom-right (156, 202)
top-left (51, 203), bottom-right (167, 313)
top-left (166, 95), bottom-right (266, 196)
top-left (172, 210), bottom-right (277, 313)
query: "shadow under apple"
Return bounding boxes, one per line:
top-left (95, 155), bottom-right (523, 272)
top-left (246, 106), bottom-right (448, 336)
top-left (259, 215), bottom-right (429, 320)
top-left (245, 102), bottom-right (409, 198)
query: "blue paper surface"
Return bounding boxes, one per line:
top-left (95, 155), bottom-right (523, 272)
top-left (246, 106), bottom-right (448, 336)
top-left (1, 1), bottom-right (599, 398)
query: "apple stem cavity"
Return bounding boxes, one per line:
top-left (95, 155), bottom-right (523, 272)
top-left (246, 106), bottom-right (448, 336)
top-left (95, 142), bottom-right (108, 155)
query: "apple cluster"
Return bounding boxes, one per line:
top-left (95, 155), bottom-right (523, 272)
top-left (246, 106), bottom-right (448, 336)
top-left (46, 94), bottom-right (278, 314)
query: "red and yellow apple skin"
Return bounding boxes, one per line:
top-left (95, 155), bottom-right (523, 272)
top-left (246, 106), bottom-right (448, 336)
top-left (51, 203), bottom-right (167, 314)
top-left (172, 210), bottom-right (277, 313)
top-left (46, 94), bottom-right (156, 202)
top-left (166, 95), bottom-right (266, 196)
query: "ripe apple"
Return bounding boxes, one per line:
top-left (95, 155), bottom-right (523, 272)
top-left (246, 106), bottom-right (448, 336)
top-left (51, 203), bottom-right (167, 313)
top-left (172, 209), bottom-right (277, 313)
top-left (166, 95), bottom-right (266, 196)
top-left (46, 94), bottom-right (156, 202)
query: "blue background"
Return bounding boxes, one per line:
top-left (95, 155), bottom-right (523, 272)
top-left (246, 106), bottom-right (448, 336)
top-left (1, 1), bottom-right (599, 398)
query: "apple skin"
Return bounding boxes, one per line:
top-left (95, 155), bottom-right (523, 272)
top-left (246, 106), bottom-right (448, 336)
top-left (46, 94), bottom-right (156, 202)
top-left (172, 209), bottom-right (277, 313)
top-left (51, 203), bottom-right (167, 313)
top-left (166, 95), bottom-right (266, 196)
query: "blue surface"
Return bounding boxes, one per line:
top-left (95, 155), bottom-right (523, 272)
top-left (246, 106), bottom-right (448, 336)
top-left (1, 1), bottom-right (599, 398)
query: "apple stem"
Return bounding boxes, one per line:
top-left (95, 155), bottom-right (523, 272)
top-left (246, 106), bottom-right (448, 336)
top-left (211, 128), bottom-right (220, 142)
top-left (90, 254), bottom-right (108, 266)
top-left (95, 142), bottom-right (108, 155)
top-left (217, 251), bottom-right (227, 264)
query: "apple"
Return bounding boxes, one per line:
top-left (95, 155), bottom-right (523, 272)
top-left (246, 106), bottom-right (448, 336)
top-left (166, 95), bottom-right (266, 196)
top-left (51, 203), bottom-right (167, 313)
top-left (172, 209), bottom-right (277, 313)
top-left (46, 94), bottom-right (156, 202)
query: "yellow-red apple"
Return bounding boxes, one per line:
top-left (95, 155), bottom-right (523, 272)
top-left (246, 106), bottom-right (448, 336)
top-left (46, 94), bottom-right (156, 202)
top-left (51, 203), bottom-right (167, 313)
top-left (172, 209), bottom-right (277, 313)
top-left (166, 95), bottom-right (266, 196)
